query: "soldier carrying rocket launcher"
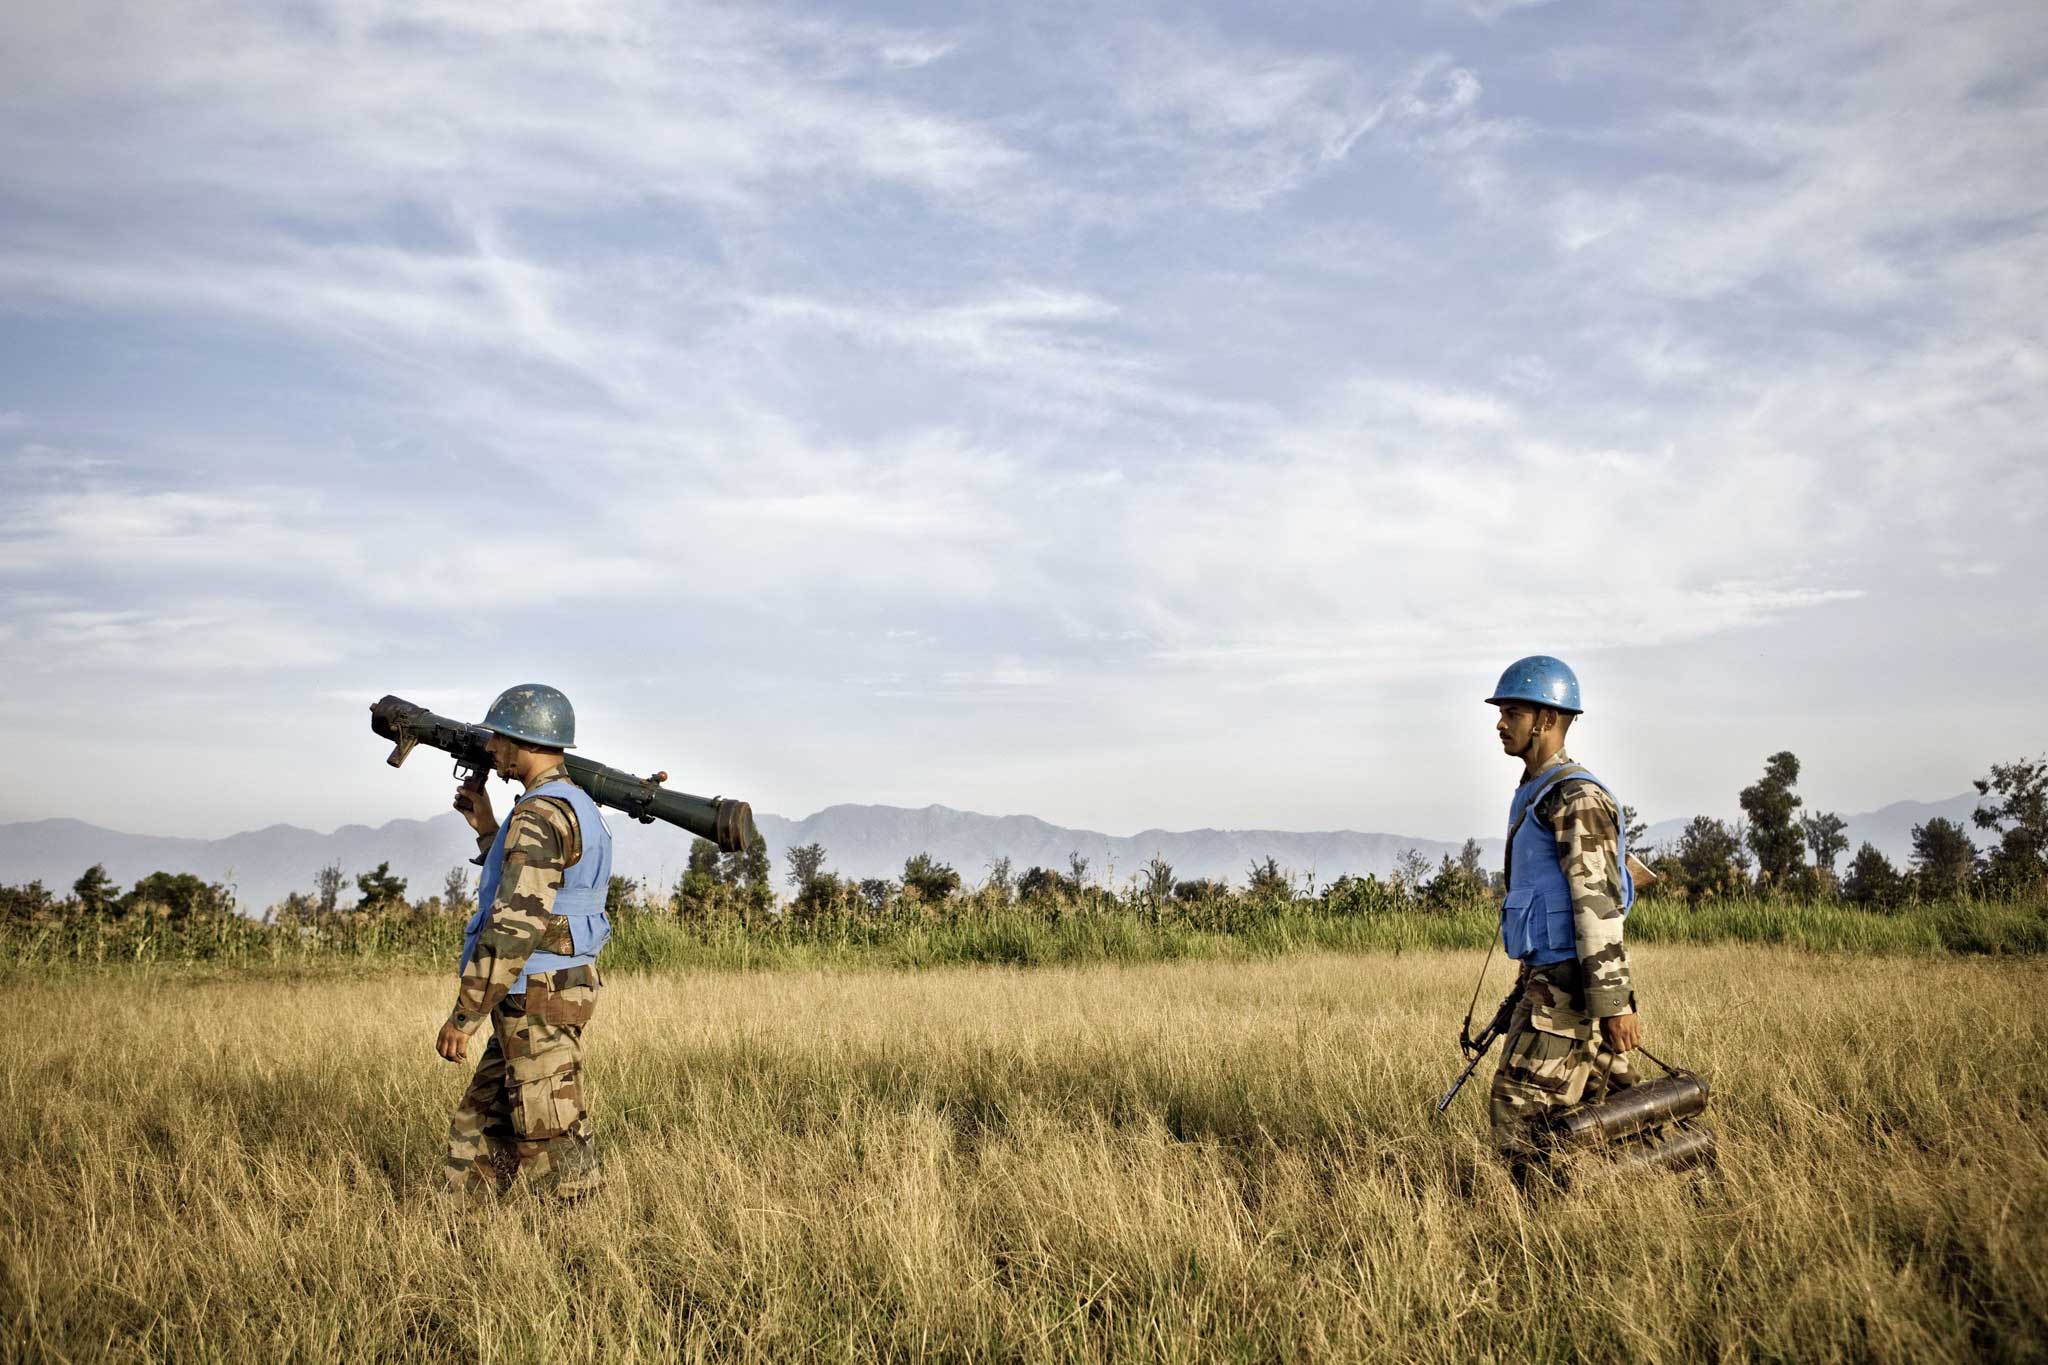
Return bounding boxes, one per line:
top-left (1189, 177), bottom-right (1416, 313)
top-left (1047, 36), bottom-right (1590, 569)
top-left (370, 686), bottom-right (754, 1200)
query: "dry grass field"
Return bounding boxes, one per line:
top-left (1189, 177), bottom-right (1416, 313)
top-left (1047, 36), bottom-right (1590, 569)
top-left (3, 947), bottom-right (2044, 1362)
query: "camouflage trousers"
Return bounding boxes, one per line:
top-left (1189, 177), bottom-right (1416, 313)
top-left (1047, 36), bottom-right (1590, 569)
top-left (1488, 960), bottom-right (1638, 1163)
top-left (443, 964), bottom-right (603, 1200)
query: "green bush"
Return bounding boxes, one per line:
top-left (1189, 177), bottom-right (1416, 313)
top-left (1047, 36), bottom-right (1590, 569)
top-left (4, 870), bottom-right (2045, 976)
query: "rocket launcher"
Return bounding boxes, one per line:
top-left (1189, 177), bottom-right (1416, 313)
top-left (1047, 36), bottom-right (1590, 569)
top-left (369, 694), bottom-right (755, 853)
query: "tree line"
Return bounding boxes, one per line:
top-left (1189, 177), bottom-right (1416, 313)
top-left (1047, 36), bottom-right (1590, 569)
top-left (646, 748), bottom-right (2045, 925)
top-left (1640, 752), bottom-right (2046, 909)
top-left (3, 752), bottom-right (2043, 937)
top-left (0, 858), bottom-right (434, 927)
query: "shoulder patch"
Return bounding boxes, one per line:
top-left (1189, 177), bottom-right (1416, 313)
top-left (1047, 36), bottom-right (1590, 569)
top-left (1536, 776), bottom-right (1616, 828)
top-left (1553, 777), bottom-right (1615, 808)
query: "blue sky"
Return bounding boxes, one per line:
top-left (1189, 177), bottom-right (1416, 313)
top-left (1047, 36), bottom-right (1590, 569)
top-left (1, 0), bottom-right (2043, 841)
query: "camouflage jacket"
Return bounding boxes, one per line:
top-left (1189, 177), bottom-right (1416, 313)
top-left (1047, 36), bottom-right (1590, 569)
top-left (1524, 750), bottom-right (1635, 1018)
top-left (447, 765), bottom-right (584, 1035)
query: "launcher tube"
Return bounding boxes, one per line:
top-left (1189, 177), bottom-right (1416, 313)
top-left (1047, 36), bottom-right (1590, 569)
top-left (369, 694), bottom-right (754, 852)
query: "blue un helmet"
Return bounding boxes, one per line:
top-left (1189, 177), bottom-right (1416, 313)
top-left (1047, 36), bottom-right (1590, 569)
top-left (480, 683), bottom-right (577, 749)
top-left (1485, 656), bottom-right (1582, 715)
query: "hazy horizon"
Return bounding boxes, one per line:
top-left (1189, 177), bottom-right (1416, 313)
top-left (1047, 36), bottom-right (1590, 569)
top-left (3, 0), bottom-right (2042, 842)
top-left (0, 773), bottom-right (1989, 849)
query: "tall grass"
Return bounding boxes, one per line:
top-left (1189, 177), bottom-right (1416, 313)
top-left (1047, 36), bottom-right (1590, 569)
top-left (2, 947), bottom-right (2042, 1361)
top-left (4, 886), bottom-right (2043, 978)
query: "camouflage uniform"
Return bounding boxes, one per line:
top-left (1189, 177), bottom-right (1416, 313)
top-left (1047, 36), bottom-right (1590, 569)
top-left (1488, 750), bottom-right (1640, 1161)
top-left (443, 765), bottom-right (604, 1199)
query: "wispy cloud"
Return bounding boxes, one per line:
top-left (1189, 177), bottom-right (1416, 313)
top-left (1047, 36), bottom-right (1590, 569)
top-left (879, 38), bottom-right (959, 71)
top-left (1451, 0), bottom-right (1566, 22)
top-left (1078, 31), bottom-right (1505, 211)
top-left (744, 286), bottom-right (1266, 425)
top-left (1527, 5), bottom-right (2048, 312)
top-left (0, 1), bottom-right (1026, 218)
top-left (0, 0), bottom-right (2041, 835)
top-left (13, 602), bottom-right (344, 673)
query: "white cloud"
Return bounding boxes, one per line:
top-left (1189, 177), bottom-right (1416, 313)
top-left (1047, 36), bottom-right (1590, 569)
top-left (1547, 190), bottom-right (1639, 252)
top-left (937, 660), bottom-right (1059, 691)
top-left (0, 0), bottom-right (1028, 220)
top-left (7, 444), bottom-right (114, 475)
top-left (0, 477), bottom-right (674, 615)
top-left (879, 39), bottom-right (958, 70)
top-left (15, 603), bottom-right (343, 673)
top-left (0, 0), bottom-right (2041, 834)
top-left (744, 286), bottom-right (1267, 426)
top-left (1077, 25), bottom-right (1388, 209)
top-left (1086, 371), bottom-right (1876, 674)
top-left (1398, 65), bottom-right (1482, 122)
top-left (1450, 0), bottom-right (1565, 21)
top-left (1534, 4), bottom-right (2048, 311)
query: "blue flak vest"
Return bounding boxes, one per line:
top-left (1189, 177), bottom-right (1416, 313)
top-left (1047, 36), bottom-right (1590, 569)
top-left (463, 778), bottom-right (613, 994)
top-left (1500, 762), bottom-right (1635, 966)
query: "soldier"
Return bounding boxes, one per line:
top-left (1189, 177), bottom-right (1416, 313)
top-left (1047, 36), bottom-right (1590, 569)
top-left (1483, 655), bottom-right (1642, 1173)
top-left (435, 683), bottom-right (610, 1200)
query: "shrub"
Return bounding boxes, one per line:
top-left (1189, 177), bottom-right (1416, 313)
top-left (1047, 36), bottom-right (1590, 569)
top-left (1843, 842), bottom-right (1907, 911)
top-left (901, 853), bottom-right (962, 904)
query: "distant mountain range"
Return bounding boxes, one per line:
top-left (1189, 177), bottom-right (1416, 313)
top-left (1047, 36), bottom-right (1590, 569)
top-left (1635, 794), bottom-right (1985, 869)
top-left (0, 792), bottom-right (1988, 914)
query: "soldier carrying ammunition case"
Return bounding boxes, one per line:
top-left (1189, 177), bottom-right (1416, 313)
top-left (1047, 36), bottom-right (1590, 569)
top-left (434, 683), bottom-right (610, 1201)
top-left (1437, 657), bottom-right (1714, 1179)
top-left (1479, 656), bottom-right (1649, 1171)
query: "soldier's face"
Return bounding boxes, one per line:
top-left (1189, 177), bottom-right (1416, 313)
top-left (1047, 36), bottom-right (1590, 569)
top-left (484, 734), bottom-right (519, 779)
top-left (1495, 704), bottom-right (1538, 756)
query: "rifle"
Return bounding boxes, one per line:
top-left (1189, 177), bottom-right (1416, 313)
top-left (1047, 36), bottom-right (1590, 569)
top-left (1434, 988), bottom-right (1518, 1115)
top-left (368, 695), bottom-right (755, 853)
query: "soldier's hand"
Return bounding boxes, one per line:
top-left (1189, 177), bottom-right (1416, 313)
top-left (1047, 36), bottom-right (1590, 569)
top-left (454, 778), bottom-right (497, 839)
top-left (1600, 1011), bottom-right (1641, 1054)
top-left (436, 1020), bottom-right (471, 1063)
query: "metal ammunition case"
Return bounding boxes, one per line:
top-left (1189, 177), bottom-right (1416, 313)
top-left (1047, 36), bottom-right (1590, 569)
top-left (1547, 1073), bottom-right (1710, 1148)
top-left (1605, 1122), bottom-right (1717, 1173)
top-left (1559, 1122), bottom-right (1718, 1187)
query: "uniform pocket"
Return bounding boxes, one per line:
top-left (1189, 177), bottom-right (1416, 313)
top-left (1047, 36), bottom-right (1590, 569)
top-left (568, 911), bottom-right (611, 956)
top-left (1498, 1027), bottom-right (1577, 1095)
top-left (1542, 899), bottom-right (1577, 955)
top-left (1500, 887), bottom-right (1538, 958)
top-left (514, 1065), bottom-right (577, 1141)
top-left (1522, 967), bottom-right (1596, 1041)
top-left (525, 967), bottom-right (599, 1027)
